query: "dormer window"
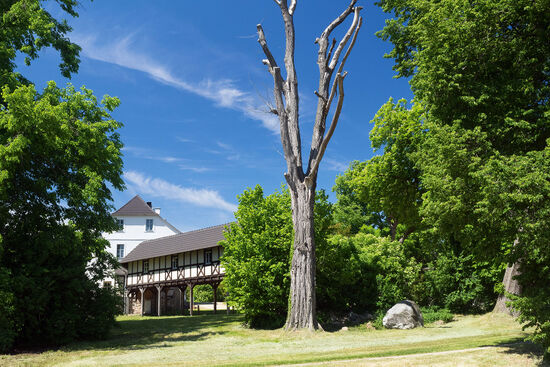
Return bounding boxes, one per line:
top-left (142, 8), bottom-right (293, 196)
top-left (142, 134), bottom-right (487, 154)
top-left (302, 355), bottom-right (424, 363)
top-left (116, 219), bottom-right (124, 232)
top-left (146, 219), bottom-right (153, 232)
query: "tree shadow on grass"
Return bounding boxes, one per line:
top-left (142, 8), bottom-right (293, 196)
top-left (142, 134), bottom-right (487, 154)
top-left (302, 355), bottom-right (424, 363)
top-left (63, 313), bottom-right (243, 352)
top-left (494, 340), bottom-right (549, 367)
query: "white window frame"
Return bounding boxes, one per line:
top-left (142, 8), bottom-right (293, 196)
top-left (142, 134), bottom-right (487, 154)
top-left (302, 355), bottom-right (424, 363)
top-left (116, 219), bottom-right (124, 232)
top-left (116, 244), bottom-right (125, 259)
top-left (145, 219), bottom-right (154, 232)
top-left (204, 250), bottom-right (212, 265)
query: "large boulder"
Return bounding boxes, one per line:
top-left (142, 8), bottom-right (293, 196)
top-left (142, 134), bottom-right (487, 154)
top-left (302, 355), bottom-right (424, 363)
top-left (383, 300), bottom-right (424, 329)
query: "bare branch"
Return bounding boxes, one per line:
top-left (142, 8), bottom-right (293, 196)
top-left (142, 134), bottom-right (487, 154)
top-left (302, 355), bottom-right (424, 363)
top-left (329, 6), bottom-right (362, 71)
top-left (273, 0), bottom-right (281, 5)
top-left (307, 2), bottom-right (361, 178)
top-left (314, 91), bottom-right (326, 102)
top-left (307, 74), bottom-right (346, 179)
top-left (326, 38), bottom-right (336, 65)
top-left (257, 24), bottom-right (280, 75)
top-left (337, 16), bottom-right (362, 75)
top-left (288, 0), bottom-right (297, 15)
top-left (318, 0), bottom-right (358, 59)
top-left (326, 71), bottom-right (346, 119)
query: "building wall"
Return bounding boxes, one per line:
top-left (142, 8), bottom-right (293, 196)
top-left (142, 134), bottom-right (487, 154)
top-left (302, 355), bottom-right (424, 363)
top-left (126, 246), bottom-right (224, 287)
top-left (103, 215), bottom-right (180, 260)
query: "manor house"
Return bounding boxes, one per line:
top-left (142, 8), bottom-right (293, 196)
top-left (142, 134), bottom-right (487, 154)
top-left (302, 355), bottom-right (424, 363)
top-left (104, 195), bottom-right (226, 316)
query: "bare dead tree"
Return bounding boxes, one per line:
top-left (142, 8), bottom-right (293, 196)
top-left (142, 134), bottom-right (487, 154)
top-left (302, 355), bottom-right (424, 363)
top-left (257, 0), bottom-right (363, 330)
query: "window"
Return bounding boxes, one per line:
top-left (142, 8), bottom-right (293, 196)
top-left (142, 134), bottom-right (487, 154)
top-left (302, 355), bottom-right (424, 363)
top-left (171, 255), bottom-right (178, 270)
top-left (204, 250), bottom-right (212, 265)
top-left (143, 260), bottom-right (149, 274)
top-left (145, 219), bottom-right (154, 232)
top-left (116, 219), bottom-right (124, 231)
top-left (103, 281), bottom-right (112, 288)
top-left (116, 244), bottom-right (124, 259)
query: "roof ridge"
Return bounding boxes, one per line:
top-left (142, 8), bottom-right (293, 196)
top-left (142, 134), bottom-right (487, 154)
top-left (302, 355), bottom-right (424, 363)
top-left (138, 223), bottom-right (232, 246)
top-left (112, 195), bottom-right (158, 216)
top-left (181, 222), bottom-right (232, 234)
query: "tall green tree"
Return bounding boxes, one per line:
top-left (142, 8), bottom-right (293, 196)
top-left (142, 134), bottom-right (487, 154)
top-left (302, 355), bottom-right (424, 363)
top-left (350, 98), bottom-right (425, 243)
top-left (0, 1), bottom-right (124, 351)
top-left (1, 0), bottom-right (81, 94)
top-left (221, 185), bottom-right (336, 328)
top-left (377, 0), bottom-right (550, 355)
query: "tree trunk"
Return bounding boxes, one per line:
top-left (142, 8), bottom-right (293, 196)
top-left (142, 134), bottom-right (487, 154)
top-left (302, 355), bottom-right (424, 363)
top-left (493, 262), bottom-right (522, 316)
top-left (257, 0), bottom-right (362, 330)
top-left (286, 183), bottom-right (319, 330)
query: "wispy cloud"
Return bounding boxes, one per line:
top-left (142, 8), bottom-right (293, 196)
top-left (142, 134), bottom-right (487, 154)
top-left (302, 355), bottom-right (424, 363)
top-left (178, 165), bottom-right (210, 173)
top-left (73, 33), bottom-right (279, 133)
top-left (122, 146), bottom-right (183, 164)
top-left (324, 158), bottom-right (349, 172)
top-left (124, 171), bottom-right (237, 212)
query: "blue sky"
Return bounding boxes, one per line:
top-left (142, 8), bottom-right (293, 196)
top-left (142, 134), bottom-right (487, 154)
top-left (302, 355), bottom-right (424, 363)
top-left (20, 0), bottom-right (412, 232)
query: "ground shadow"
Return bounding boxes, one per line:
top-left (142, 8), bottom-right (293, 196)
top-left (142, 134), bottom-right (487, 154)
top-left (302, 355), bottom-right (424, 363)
top-left (63, 313), bottom-right (243, 352)
top-left (494, 340), bottom-right (549, 367)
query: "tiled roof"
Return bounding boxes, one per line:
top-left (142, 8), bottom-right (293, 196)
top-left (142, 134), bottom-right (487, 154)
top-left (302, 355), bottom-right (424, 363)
top-left (120, 224), bottom-right (228, 263)
top-left (112, 195), bottom-right (159, 217)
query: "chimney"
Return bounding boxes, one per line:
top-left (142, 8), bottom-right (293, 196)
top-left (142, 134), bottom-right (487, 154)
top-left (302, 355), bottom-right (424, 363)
top-left (154, 208), bottom-right (161, 215)
top-left (146, 201), bottom-right (152, 208)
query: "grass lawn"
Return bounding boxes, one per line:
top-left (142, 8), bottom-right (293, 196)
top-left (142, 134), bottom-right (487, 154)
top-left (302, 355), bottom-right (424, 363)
top-left (1, 312), bottom-right (546, 366)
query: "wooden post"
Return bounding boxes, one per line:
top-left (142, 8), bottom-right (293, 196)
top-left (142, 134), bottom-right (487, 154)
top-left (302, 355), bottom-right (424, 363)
top-left (179, 286), bottom-right (187, 315)
top-left (156, 285), bottom-right (162, 316)
top-left (139, 287), bottom-right (144, 316)
top-left (213, 283), bottom-right (218, 314)
top-left (124, 291), bottom-right (130, 315)
top-left (189, 284), bottom-right (194, 316)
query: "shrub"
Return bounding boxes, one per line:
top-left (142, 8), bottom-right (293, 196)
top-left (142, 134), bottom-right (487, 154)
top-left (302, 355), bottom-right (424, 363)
top-left (421, 306), bottom-right (454, 324)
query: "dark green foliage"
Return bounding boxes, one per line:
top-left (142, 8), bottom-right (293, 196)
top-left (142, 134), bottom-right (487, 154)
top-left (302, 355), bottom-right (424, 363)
top-left (0, 0), bottom-right (81, 92)
top-left (221, 185), bottom-right (333, 328)
top-left (0, 82), bottom-right (124, 349)
top-left (377, 0), bottom-right (550, 154)
top-left (221, 186), bottom-right (294, 328)
top-left (377, 0), bottom-right (550, 353)
top-left (0, 239), bottom-right (15, 353)
top-left (333, 99), bottom-right (425, 241)
top-left (424, 252), bottom-right (503, 314)
top-left (421, 306), bottom-right (454, 324)
top-left (316, 229), bottom-right (375, 312)
top-left (193, 284), bottom-right (225, 303)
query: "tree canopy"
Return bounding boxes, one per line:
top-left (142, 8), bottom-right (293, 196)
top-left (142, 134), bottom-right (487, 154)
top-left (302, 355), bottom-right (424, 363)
top-left (0, 0), bottom-right (124, 351)
top-left (377, 0), bottom-right (550, 355)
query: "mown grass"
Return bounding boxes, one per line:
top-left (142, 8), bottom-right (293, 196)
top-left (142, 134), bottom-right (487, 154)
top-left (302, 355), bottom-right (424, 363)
top-left (1, 312), bottom-right (546, 366)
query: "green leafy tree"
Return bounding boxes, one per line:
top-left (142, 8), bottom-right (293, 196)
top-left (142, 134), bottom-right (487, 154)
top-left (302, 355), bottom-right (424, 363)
top-left (377, 0), bottom-right (550, 355)
top-left (221, 185), bottom-right (333, 328)
top-left (0, 0), bottom-right (124, 351)
top-left (0, 82), bottom-right (124, 349)
top-left (1, 0), bottom-right (81, 94)
top-left (350, 98), bottom-right (425, 242)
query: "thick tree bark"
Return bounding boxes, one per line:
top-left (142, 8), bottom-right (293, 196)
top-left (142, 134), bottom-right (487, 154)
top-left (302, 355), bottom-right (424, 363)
top-left (286, 183), bottom-right (318, 330)
top-left (493, 262), bottom-right (522, 316)
top-left (258, 0), bottom-right (362, 330)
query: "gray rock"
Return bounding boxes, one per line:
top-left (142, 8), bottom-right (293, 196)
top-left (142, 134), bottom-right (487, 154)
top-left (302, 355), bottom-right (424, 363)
top-left (383, 300), bottom-right (424, 329)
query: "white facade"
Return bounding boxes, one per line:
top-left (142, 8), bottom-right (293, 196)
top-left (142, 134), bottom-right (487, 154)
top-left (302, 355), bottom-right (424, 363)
top-left (101, 196), bottom-right (180, 286)
top-left (104, 215), bottom-right (180, 261)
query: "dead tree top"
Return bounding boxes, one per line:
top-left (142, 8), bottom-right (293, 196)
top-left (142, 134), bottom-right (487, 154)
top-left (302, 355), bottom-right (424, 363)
top-left (257, 0), bottom-right (363, 189)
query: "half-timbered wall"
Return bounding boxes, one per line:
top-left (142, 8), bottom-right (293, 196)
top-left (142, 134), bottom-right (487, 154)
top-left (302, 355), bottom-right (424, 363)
top-left (126, 246), bottom-right (224, 287)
